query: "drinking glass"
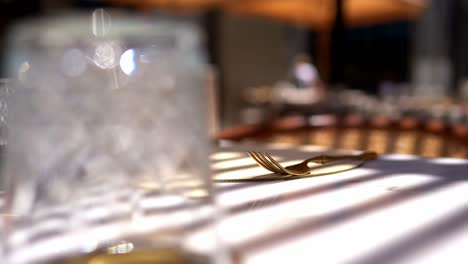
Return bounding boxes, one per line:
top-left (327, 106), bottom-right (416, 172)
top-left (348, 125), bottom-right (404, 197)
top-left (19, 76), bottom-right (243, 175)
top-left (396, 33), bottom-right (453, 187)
top-left (0, 189), bottom-right (5, 260)
top-left (1, 9), bottom-right (227, 264)
top-left (0, 78), bottom-right (11, 146)
top-left (0, 78), bottom-right (10, 259)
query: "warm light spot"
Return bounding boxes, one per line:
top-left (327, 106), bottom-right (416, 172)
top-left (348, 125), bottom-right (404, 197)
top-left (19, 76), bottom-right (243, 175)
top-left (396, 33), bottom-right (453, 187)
top-left (0, 213), bottom-right (17, 217)
top-left (137, 181), bottom-right (161, 190)
top-left (183, 189), bottom-right (209, 198)
top-left (212, 157), bottom-right (256, 170)
top-left (210, 152), bottom-right (243, 161)
top-left (213, 166), bottom-right (273, 181)
top-left (298, 145), bottom-right (328, 152)
top-left (165, 179), bottom-right (203, 190)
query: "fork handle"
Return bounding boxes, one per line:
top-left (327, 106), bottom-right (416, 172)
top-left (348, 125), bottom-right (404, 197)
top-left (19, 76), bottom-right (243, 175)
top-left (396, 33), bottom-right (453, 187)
top-left (306, 151), bottom-right (378, 164)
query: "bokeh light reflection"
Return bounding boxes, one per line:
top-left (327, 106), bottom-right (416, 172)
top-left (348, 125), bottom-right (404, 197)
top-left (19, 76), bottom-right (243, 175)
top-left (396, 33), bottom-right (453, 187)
top-left (92, 43), bottom-right (120, 70)
top-left (18, 61), bottom-right (30, 81)
top-left (119, 49), bottom-right (136, 75)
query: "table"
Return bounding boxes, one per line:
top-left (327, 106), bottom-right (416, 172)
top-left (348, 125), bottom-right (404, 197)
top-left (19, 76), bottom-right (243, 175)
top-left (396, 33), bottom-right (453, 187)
top-left (209, 143), bottom-right (468, 264)
top-left (1, 142), bottom-right (468, 264)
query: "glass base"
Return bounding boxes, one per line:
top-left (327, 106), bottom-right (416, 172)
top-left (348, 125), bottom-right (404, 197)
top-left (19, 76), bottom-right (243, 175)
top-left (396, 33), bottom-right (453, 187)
top-left (39, 244), bottom-right (212, 264)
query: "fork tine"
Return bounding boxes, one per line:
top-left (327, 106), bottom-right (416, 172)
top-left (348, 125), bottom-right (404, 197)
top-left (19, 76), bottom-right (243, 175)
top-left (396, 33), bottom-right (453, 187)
top-left (252, 151), bottom-right (282, 173)
top-left (253, 151), bottom-right (281, 172)
top-left (263, 153), bottom-right (288, 174)
top-left (264, 153), bottom-right (312, 176)
top-left (247, 152), bottom-right (266, 168)
top-left (248, 152), bottom-right (276, 172)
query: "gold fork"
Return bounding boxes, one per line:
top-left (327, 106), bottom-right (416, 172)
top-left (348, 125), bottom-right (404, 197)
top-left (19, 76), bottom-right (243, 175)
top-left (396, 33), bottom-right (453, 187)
top-left (247, 151), bottom-right (378, 176)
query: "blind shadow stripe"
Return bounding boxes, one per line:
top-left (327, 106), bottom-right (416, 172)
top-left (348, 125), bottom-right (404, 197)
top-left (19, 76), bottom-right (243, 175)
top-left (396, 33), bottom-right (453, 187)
top-left (347, 203), bottom-right (468, 264)
top-left (232, 179), bottom-right (452, 255)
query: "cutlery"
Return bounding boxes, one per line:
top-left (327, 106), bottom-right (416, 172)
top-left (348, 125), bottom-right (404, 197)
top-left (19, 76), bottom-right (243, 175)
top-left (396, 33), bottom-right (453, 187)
top-left (247, 151), bottom-right (377, 176)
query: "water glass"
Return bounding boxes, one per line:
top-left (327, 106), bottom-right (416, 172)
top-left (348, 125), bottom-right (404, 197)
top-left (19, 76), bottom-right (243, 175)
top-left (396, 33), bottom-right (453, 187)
top-left (0, 78), bottom-right (11, 146)
top-left (1, 10), bottom-right (226, 264)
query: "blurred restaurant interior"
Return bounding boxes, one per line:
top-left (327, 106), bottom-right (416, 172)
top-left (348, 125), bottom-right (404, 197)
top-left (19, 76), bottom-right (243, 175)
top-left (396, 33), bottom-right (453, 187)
top-left (1, 1), bottom-right (468, 264)
top-left (0, 0), bottom-right (467, 159)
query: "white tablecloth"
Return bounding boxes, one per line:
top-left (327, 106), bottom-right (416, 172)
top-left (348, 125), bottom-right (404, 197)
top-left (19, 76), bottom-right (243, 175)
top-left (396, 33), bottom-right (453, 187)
top-left (2, 143), bottom-right (468, 264)
top-left (210, 143), bottom-right (468, 264)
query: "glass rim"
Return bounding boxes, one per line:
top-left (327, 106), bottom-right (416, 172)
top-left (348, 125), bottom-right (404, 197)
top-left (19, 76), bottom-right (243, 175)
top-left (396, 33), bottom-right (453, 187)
top-left (6, 9), bottom-right (202, 50)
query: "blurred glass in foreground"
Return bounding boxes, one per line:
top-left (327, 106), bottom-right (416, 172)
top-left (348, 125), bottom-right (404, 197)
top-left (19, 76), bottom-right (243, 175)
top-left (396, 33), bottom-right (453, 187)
top-left (0, 78), bottom-right (11, 146)
top-left (2, 9), bottom-right (228, 264)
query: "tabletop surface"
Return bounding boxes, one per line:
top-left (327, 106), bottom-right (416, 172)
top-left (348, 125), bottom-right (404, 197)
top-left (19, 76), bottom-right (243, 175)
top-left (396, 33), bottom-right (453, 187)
top-left (210, 143), bottom-right (468, 264)
top-left (2, 142), bottom-right (468, 264)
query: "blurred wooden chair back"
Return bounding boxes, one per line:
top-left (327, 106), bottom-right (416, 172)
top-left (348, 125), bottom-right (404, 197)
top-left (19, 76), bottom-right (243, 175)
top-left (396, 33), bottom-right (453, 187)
top-left (215, 114), bottom-right (468, 159)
